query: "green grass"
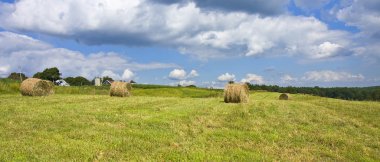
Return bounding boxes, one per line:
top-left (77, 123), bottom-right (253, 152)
top-left (0, 79), bottom-right (222, 98)
top-left (0, 79), bottom-right (20, 94)
top-left (0, 89), bottom-right (379, 161)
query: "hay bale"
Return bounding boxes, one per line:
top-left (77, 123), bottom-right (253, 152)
top-left (20, 78), bottom-right (54, 96)
top-left (110, 81), bottom-right (132, 97)
top-left (224, 83), bottom-right (249, 103)
top-left (279, 93), bottom-right (289, 100)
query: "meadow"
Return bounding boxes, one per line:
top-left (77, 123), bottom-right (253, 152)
top-left (0, 79), bottom-right (379, 161)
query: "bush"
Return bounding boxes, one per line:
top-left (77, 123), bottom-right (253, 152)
top-left (65, 76), bottom-right (91, 86)
top-left (7, 72), bottom-right (27, 81)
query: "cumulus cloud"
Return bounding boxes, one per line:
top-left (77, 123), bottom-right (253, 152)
top-left (217, 73), bottom-right (235, 82)
top-left (0, 31), bottom-right (177, 79)
top-left (101, 70), bottom-right (121, 80)
top-left (178, 80), bottom-right (196, 86)
top-left (336, 0), bottom-right (380, 35)
top-left (122, 69), bottom-right (135, 80)
top-left (188, 70), bottom-right (199, 78)
top-left (302, 70), bottom-right (365, 82)
top-left (281, 74), bottom-right (297, 82)
top-left (0, 65), bottom-right (10, 78)
top-left (312, 41), bottom-right (344, 59)
top-left (101, 69), bottom-right (135, 81)
top-left (241, 74), bottom-right (264, 84)
top-left (168, 69), bottom-right (187, 80)
top-left (168, 69), bottom-right (199, 80)
top-left (0, 31), bottom-right (51, 54)
top-left (335, 0), bottom-right (380, 59)
top-left (0, 0), bottom-right (352, 60)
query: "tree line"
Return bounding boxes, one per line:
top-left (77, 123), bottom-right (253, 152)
top-left (6, 67), bottom-right (379, 101)
top-left (246, 83), bottom-right (380, 101)
top-left (7, 67), bottom-right (115, 86)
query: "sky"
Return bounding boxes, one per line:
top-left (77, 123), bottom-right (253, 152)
top-left (0, 0), bottom-right (379, 88)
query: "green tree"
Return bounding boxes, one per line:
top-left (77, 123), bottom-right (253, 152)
top-left (102, 76), bottom-right (114, 82)
top-left (7, 72), bottom-right (28, 81)
top-left (65, 76), bottom-right (91, 86)
top-left (33, 67), bottom-right (61, 82)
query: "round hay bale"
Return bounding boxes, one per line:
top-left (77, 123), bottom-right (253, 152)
top-left (224, 83), bottom-right (249, 103)
top-left (110, 81), bottom-right (132, 97)
top-left (20, 78), bottom-right (55, 96)
top-left (279, 93), bottom-right (289, 100)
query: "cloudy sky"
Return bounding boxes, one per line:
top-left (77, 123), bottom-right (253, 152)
top-left (0, 0), bottom-right (379, 87)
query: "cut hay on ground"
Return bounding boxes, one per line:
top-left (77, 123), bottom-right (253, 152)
top-left (20, 78), bottom-right (54, 96)
top-left (110, 81), bottom-right (132, 97)
top-left (279, 93), bottom-right (290, 100)
top-left (224, 83), bottom-right (249, 103)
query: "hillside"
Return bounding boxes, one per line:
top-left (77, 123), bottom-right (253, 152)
top-left (0, 82), bottom-right (379, 161)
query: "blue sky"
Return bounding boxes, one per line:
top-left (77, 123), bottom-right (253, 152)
top-left (0, 0), bottom-right (379, 87)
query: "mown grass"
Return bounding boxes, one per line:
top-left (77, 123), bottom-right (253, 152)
top-left (0, 79), bottom-right (222, 98)
top-left (0, 90), bottom-right (379, 161)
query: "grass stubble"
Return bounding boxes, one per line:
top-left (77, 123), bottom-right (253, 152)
top-left (0, 80), bottom-right (379, 161)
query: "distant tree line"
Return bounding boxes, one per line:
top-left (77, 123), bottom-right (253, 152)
top-left (7, 72), bottom-right (28, 81)
top-left (5, 67), bottom-right (379, 101)
top-left (7, 67), bottom-right (118, 86)
top-left (246, 83), bottom-right (380, 101)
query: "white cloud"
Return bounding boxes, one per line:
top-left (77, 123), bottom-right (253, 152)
top-left (0, 0), bottom-right (352, 60)
top-left (0, 65), bottom-right (10, 78)
top-left (178, 80), bottom-right (196, 86)
top-left (122, 69), bottom-right (135, 80)
top-left (336, 0), bottom-right (380, 35)
top-left (101, 69), bottom-right (134, 81)
top-left (0, 31), bottom-right (177, 79)
top-left (101, 70), bottom-right (121, 80)
top-left (0, 31), bottom-right (51, 54)
top-left (168, 69), bottom-right (199, 80)
top-left (168, 69), bottom-right (187, 80)
top-left (312, 41), bottom-right (343, 59)
top-left (217, 73), bottom-right (235, 82)
top-left (281, 74), bottom-right (297, 82)
top-left (241, 73), bottom-right (264, 84)
top-left (335, 0), bottom-right (380, 59)
top-left (188, 70), bottom-right (199, 78)
top-left (302, 70), bottom-right (365, 82)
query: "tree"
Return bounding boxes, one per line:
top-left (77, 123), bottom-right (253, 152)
top-left (130, 80), bottom-right (136, 84)
top-left (102, 76), bottom-right (114, 82)
top-left (65, 76), bottom-right (91, 86)
top-left (7, 72), bottom-right (28, 81)
top-left (33, 67), bottom-right (61, 82)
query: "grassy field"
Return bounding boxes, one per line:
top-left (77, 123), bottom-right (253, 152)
top-left (0, 79), bottom-right (222, 98)
top-left (0, 80), bottom-right (380, 161)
